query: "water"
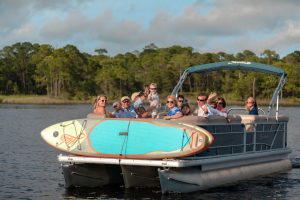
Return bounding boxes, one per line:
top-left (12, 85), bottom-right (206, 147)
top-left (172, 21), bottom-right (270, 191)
top-left (0, 104), bottom-right (299, 199)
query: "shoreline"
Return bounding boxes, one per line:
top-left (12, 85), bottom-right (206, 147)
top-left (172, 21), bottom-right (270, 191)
top-left (0, 95), bottom-right (92, 105)
top-left (1, 95), bottom-right (300, 107)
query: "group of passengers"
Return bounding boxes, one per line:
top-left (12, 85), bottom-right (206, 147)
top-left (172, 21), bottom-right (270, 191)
top-left (92, 83), bottom-right (160, 119)
top-left (91, 83), bottom-right (258, 119)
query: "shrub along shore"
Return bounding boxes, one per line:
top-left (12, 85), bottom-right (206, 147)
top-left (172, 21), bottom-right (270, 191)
top-left (1, 95), bottom-right (299, 107)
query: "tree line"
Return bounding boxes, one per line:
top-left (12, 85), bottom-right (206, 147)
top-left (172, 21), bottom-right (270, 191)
top-left (0, 42), bottom-right (299, 101)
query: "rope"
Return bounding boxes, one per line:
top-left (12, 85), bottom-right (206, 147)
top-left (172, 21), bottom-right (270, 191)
top-left (181, 129), bottom-right (186, 151)
top-left (120, 119), bottom-right (131, 156)
top-left (61, 121), bottom-right (74, 149)
top-left (181, 128), bottom-right (197, 151)
top-left (60, 120), bottom-right (87, 150)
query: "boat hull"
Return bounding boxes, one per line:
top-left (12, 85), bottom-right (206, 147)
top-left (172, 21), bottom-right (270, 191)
top-left (62, 163), bottom-right (123, 188)
top-left (158, 159), bottom-right (292, 193)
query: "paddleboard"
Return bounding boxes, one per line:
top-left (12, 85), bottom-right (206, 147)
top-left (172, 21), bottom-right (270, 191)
top-left (41, 118), bottom-right (214, 159)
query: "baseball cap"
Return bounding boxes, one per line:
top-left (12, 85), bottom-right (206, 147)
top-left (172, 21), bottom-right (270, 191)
top-left (121, 96), bottom-right (130, 102)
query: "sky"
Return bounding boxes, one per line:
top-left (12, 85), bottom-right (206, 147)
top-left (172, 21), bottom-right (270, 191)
top-left (1, 0), bottom-right (300, 57)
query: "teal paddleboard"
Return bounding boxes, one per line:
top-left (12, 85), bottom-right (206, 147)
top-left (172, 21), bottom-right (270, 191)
top-left (41, 118), bottom-right (213, 159)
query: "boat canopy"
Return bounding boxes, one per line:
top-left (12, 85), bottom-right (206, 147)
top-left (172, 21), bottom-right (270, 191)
top-left (171, 61), bottom-right (287, 118)
top-left (186, 61), bottom-right (285, 77)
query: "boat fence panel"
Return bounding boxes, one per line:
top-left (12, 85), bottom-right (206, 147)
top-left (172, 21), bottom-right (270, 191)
top-left (193, 121), bottom-right (288, 158)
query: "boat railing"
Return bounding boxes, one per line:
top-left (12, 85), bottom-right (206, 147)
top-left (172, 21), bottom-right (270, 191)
top-left (194, 121), bottom-right (287, 158)
top-left (227, 107), bottom-right (266, 115)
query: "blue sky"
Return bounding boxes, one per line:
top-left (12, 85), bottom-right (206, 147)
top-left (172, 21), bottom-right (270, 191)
top-left (1, 0), bottom-right (300, 57)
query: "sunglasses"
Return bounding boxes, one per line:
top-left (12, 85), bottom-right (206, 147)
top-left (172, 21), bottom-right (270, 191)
top-left (99, 99), bottom-right (107, 102)
top-left (122, 100), bottom-right (129, 103)
top-left (197, 99), bottom-right (205, 102)
top-left (166, 101), bottom-right (174, 104)
top-left (178, 100), bottom-right (183, 102)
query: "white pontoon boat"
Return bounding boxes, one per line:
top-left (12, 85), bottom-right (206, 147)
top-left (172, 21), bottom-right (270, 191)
top-left (58, 61), bottom-right (291, 193)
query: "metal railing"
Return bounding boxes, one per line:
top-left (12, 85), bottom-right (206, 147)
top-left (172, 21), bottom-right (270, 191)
top-left (196, 121), bottom-right (287, 157)
top-left (227, 107), bottom-right (266, 115)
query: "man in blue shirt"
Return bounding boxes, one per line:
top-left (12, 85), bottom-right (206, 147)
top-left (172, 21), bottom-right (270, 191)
top-left (117, 94), bottom-right (145, 118)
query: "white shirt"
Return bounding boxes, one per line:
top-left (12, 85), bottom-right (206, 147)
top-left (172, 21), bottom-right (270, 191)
top-left (194, 105), bottom-right (207, 117)
top-left (194, 105), bottom-right (227, 118)
top-left (148, 92), bottom-right (159, 116)
top-left (207, 106), bottom-right (227, 117)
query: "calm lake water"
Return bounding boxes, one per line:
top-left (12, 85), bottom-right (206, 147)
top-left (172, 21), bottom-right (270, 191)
top-left (0, 104), bottom-right (299, 200)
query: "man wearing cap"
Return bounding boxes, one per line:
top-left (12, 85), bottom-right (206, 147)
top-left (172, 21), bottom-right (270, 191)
top-left (117, 94), bottom-right (145, 118)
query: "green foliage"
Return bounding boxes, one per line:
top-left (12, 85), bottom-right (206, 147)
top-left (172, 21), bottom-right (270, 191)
top-left (0, 42), bottom-right (300, 101)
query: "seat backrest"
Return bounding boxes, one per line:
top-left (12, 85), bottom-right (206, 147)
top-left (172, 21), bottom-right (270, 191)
top-left (171, 115), bottom-right (242, 125)
top-left (239, 115), bottom-right (289, 124)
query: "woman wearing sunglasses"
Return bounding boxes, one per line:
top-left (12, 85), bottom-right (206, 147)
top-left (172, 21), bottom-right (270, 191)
top-left (163, 95), bottom-right (183, 120)
top-left (216, 97), bottom-right (227, 113)
top-left (93, 95), bottom-right (108, 115)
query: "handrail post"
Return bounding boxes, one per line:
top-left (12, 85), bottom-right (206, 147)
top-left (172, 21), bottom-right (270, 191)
top-left (276, 94), bottom-right (279, 120)
top-left (253, 123), bottom-right (257, 152)
top-left (243, 125), bottom-right (247, 153)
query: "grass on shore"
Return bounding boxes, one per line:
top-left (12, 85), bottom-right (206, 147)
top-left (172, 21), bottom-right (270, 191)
top-left (0, 95), bottom-right (92, 105)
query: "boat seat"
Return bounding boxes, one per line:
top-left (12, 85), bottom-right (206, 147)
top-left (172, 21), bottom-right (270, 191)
top-left (238, 115), bottom-right (289, 132)
top-left (171, 115), bottom-right (242, 125)
top-left (239, 115), bottom-right (289, 124)
top-left (86, 113), bottom-right (106, 119)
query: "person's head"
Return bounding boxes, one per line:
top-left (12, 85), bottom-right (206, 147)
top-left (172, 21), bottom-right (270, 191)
top-left (149, 83), bottom-right (157, 94)
top-left (181, 104), bottom-right (191, 116)
top-left (216, 97), bottom-right (226, 110)
top-left (136, 106), bottom-right (147, 118)
top-left (246, 97), bottom-right (257, 110)
top-left (94, 95), bottom-right (107, 109)
top-left (197, 95), bottom-right (207, 106)
top-left (131, 92), bottom-right (140, 102)
top-left (209, 100), bottom-right (217, 109)
top-left (166, 95), bottom-right (177, 109)
top-left (121, 96), bottom-right (131, 109)
top-left (113, 101), bottom-right (121, 111)
top-left (177, 94), bottom-right (185, 108)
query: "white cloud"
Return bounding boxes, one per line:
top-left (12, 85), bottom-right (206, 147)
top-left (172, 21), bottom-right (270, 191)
top-left (1, 0), bottom-right (300, 56)
top-left (15, 23), bottom-right (36, 36)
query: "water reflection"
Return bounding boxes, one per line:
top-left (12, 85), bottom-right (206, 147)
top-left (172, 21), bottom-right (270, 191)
top-left (63, 186), bottom-right (163, 199)
top-left (59, 170), bottom-right (300, 200)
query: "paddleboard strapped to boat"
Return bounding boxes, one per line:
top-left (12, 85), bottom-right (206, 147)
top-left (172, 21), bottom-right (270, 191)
top-left (41, 118), bottom-right (214, 159)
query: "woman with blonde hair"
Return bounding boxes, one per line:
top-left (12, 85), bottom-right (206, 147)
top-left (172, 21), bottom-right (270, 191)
top-left (163, 95), bottom-right (182, 120)
top-left (93, 95), bottom-right (107, 115)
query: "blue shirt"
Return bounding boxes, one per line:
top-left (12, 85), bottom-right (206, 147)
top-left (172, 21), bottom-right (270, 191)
top-left (118, 107), bottom-right (137, 118)
top-left (117, 98), bottom-right (143, 118)
top-left (167, 107), bottom-right (181, 116)
top-left (249, 107), bottom-right (258, 115)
